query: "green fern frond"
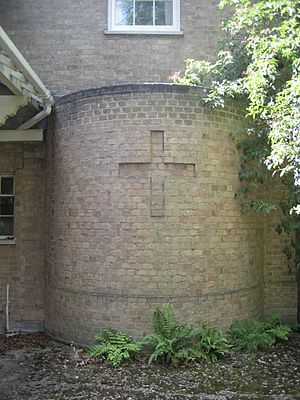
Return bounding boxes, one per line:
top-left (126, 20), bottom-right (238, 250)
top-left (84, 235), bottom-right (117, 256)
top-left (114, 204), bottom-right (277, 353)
top-left (144, 305), bottom-right (228, 365)
top-left (153, 304), bottom-right (176, 338)
top-left (196, 323), bottom-right (230, 361)
top-left (87, 344), bottom-right (107, 358)
top-left (267, 325), bottom-right (291, 341)
top-left (227, 317), bottom-right (291, 352)
top-left (87, 327), bottom-right (142, 367)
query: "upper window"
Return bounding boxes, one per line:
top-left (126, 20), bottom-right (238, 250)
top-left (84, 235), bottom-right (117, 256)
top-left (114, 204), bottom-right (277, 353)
top-left (108, 0), bottom-right (181, 33)
top-left (0, 176), bottom-right (14, 240)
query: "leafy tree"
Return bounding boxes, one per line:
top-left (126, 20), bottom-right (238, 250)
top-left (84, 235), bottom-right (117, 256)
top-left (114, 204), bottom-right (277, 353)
top-left (172, 0), bottom-right (300, 266)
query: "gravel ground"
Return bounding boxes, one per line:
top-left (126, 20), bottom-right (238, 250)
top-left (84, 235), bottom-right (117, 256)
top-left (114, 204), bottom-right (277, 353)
top-left (0, 333), bottom-right (299, 400)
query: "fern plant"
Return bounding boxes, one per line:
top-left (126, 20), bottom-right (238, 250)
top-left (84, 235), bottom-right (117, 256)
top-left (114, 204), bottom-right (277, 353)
top-left (196, 324), bottom-right (230, 362)
top-left (227, 316), bottom-right (291, 353)
top-left (142, 304), bottom-right (229, 365)
top-left (87, 328), bottom-right (142, 367)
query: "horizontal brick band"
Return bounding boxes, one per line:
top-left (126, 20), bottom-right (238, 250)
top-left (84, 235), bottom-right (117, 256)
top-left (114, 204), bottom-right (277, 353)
top-left (55, 83), bottom-right (206, 106)
top-left (50, 283), bottom-right (263, 300)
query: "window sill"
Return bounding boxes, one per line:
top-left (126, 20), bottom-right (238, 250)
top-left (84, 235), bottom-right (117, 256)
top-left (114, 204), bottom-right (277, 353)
top-left (104, 30), bottom-right (184, 36)
top-left (0, 239), bottom-right (16, 245)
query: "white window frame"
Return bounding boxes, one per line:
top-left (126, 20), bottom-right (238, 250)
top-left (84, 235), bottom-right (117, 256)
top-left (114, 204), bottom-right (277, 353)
top-left (0, 175), bottom-right (15, 241)
top-left (107, 0), bottom-right (181, 34)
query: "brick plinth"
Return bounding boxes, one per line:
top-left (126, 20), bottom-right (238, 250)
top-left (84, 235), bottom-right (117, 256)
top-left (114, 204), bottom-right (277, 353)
top-left (45, 85), bottom-right (266, 344)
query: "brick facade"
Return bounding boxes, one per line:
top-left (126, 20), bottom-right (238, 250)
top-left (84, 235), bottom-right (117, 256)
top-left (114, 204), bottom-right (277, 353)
top-left (0, 1), bottom-right (297, 341)
top-left (264, 212), bottom-right (297, 322)
top-left (0, 143), bottom-right (45, 333)
top-left (45, 86), bottom-right (265, 343)
top-left (0, 0), bottom-right (225, 96)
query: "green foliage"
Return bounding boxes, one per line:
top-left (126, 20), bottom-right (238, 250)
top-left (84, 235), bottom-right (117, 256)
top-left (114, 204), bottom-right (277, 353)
top-left (153, 303), bottom-right (176, 338)
top-left (227, 316), bottom-right (291, 353)
top-left (87, 328), bottom-right (142, 367)
top-left (197, 323), bottom-right (231, 362)
top-left (142, 304), bottom-right (229, 365)
top-left (142, 304), bottom-right (198, 365)
top-left (172, 0), bottom-right (300, 268)
top-left (173, 0), bottom-right (300, 182)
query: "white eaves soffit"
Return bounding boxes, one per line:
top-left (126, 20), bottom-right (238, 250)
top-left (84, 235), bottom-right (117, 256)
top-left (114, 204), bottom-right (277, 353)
top-left (0, 26), bottom-right (54, 136)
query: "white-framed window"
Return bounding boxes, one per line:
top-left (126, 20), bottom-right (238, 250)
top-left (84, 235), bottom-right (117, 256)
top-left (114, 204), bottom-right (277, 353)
top-left (108, 0), bottom-right (181, 33)
top-left (0, 175), bottom-right (14, 240)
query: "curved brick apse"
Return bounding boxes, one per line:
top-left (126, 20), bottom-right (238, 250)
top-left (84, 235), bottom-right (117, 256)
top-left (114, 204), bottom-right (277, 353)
top-left (45, 84), bottom-right (264, 344)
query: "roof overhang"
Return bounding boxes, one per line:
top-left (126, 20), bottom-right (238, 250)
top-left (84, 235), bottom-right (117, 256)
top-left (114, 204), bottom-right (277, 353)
top-left (0, 26), bottom-right (54, 140)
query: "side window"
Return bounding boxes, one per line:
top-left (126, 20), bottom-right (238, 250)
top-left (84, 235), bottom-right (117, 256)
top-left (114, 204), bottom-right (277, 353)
top-left (0, 176), bottom-right (14, 240)
top-left (108, 0), bottom-right (181, 33)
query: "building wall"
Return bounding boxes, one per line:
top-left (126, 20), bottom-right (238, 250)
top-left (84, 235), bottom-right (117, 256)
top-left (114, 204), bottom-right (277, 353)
top-left (264, 221), bottom-right (297, 323)
top-left (0, 1), bottom-right (297, 339)
top-left (263, 182), bottom-right (297, 323)
top-left (0, 143), bottom-right (45, 333)
top-left (45, 85), bottom-right (265, 344)
top-left (0, 0), bottom-right (225, 96)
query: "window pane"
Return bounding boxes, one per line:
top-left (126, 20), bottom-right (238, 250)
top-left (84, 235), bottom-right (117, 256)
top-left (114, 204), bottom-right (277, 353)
top-left (155, 0), bottom-right (173, 25)
top-left (1, 177), bottom-right (13, 195)
top-left (116, 0), bottom-right (133, 25)
top-left (136, 0), bottom-right (153, 25)
top-left (0, 217), bottom-right (14, 236)
top-left (0, 197), bottom-right (14, 216)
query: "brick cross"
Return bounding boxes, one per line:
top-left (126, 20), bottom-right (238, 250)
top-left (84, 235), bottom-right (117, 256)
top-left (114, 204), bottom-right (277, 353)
top-left (119, 131), bottom-right (196, 217)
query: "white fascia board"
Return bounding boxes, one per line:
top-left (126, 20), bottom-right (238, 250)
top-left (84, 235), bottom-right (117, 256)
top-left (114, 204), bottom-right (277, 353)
top-left (0, 26), bottom-right (54, 107)
top-left (0, 129), bottom-right (43, 142)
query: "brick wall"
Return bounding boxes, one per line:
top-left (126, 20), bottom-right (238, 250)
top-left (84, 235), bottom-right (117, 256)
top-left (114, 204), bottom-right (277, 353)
top-left (0, 0), bottom-right (226, 96)
top-left (0, 1), bottom-right (297, 341)
top-left (0, 143), bottom-right (45, 333)
top-left (263, 182), bottom-right (297, 322)
top-left (45, 85), bottom-right (265, 344)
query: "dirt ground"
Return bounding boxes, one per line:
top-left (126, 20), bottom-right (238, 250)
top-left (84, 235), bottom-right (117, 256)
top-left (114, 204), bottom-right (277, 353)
top-left (0, 333), bottom-right (299, 400)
